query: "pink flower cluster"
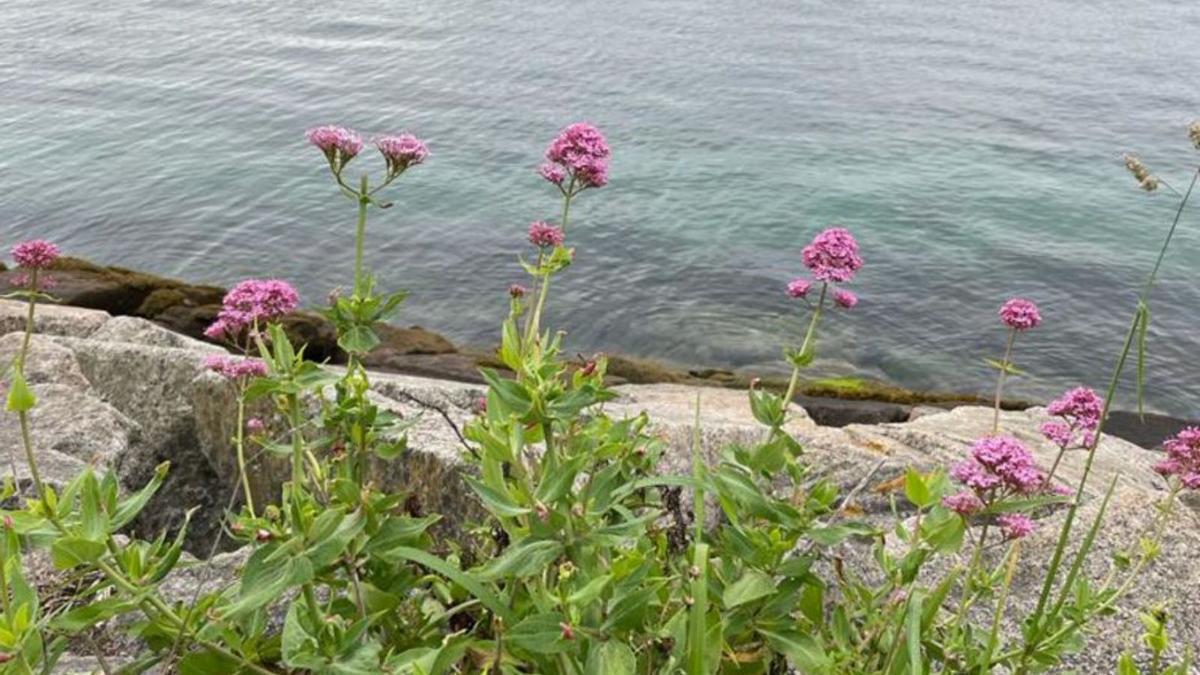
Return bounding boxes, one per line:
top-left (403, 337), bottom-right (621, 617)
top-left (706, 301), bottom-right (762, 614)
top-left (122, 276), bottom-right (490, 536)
top-left (1154, 427), bottom-right (1200, 489)
top-left (528, 221), bottom-right (565, 248)
top-left (1041, 386), bottom-right (1103, 449)
top-left (999, 298), bottom-right (1041, 331)
top-left (951, 436), bottom-right (1045, 495)
top-left (205, 279), bottom-right (299, 340)
top-left (998, 513), bottom-right (1035, 540)
top-left (376, 134), bottom-right (429, 173)
top-left (307, 125), bottom-right (364, 163)
top-left (11, 240), bottom-right (61, 270)
top-left (540, 122), bottom-right (611, 189)
top-left (203, 354), bottom-right (268, 380)
top-left (802, 227), bottom-right (863, 283)
top-left (942, 491), bottom-right (984, 516)
top-left (788, 228), bottom-right (863, 311)
top-left (508, 284), bottom-right (527, 298)
top-left (786, 278), bottom-right (812, 298)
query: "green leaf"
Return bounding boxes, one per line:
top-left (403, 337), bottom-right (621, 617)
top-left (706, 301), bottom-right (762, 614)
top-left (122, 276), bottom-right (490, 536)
top-left (748, 390), bottom-right (785, 428)
top-left (687, 543), bottom-right (710, 675)
top-left (179, 649), bottom-right (241, 675)
top-left (508, 612), bottom-right (572, 655)
top-left (365, 515), bottom-right (442, 561)
top-left (584, 640), bottom-right (636, 675)
top-left (1116, 653), bottom-right (1138, 675)
top-left (904, 468), bottom-right (934, 509)
top-left (475, 539), bottom-right (562, 581)
top-left (759, 626), bottom-right (830, 673)
top-left (464, 476), bottom-right (530, 518)
top-left (6, 370), bottom-right (36, 412)
top-left (112, 462), bottom-right (169, 529)
top-left (806, 522), bottom-right (877, 546)
top-left (480, 369), bottom-right (532, 416)
top-left (50, 537), bottom-right (106, 569)
top-left (722, 568), bottom-right (775, 608)
top-left (905, 591), bottom-right (924, 674)
top-left (52, 597), bottom-right (141, 633)
top-left (534, 453), bottom-right (585, 504)
top-left (567, 574), bottom-right (611, 607)
top-left (387, 546), bottom-right (514, 624)
top-left (339, 324), bottom-right (381, 355)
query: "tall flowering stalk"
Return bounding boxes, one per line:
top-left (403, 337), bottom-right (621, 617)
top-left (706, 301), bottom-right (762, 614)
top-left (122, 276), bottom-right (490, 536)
top-left (5, 240), bottom-right (60, 497)
top-left (307, 125), bottom-right (426, 358)
top-left (522, 122), bottom-right (610, 344)
top-left (1015, 121), bottom-right (1200, 672)
top-left (989, 297), bottom-right (1041, 433)
top-left (3, 241), bottom-right (276, 674)
top-left (777, 227), bottom-right (863, 416)
top-left (203, 279), bottom-right (298, 516)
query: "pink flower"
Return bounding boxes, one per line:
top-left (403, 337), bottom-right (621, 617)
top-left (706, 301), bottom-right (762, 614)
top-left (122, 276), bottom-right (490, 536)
top-left (999, 298), bottom-right (1041, 331)
top-left (246, 417), bottom-right (265, 433)
top-left (786, 278), bottom-right (812, 298)
top-left (306, 125), bottom-right (363, 164)
top-left (11, 240), bottom-right (60, 270)
top-left (1046, 387), bottom-right (1102, 430)
top-left (508, 284), bottom-right (527, 298)
top-left (801, 228), bottom-right (863, 283)
top-left (952, 436), bottom-right (1047, 496)
top-left (375, 134), bottom-right (429, 173)
top-left (943, 491), bottom-right (984, 516)
top-left (998, 514), bottom-right (1035, 540)
top-left (833, 289), bottom-right (858, 309)
top-left (1155, 427), bottom-right (1200, 490)
top-left (203, 354), bottom-right (268, 380)
top-left (1040, 421), bottom-right (1073, 448)
top-left (203, 319), bottom-right (231, 341)
top-left (528, 221), bottom-right (565, 248)
top-left (543, 123), bottom-right (611, 190)
top-left (539, 163), bottom-right (566, 185)
top-left (215, 279), bottom-right (300, 333)
top-left (1041, 386), bottom-right (1103, 450)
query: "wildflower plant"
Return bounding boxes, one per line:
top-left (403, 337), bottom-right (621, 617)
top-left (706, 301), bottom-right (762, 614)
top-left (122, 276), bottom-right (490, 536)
top-left (0, 120), bottom-right (1196, 674)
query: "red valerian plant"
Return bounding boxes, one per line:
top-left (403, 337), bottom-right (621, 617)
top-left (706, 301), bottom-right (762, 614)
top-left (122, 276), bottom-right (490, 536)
top-left (0, 121), bottom-right (1196, 674)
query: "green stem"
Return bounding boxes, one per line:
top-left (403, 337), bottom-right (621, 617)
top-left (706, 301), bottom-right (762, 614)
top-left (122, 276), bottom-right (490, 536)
top-left (8, 269), bottom-right (40, 483)
top-left (353, 175), bottom-right (370, 298)
top-left (951, 523), bottom-right (989, 637)
top-left (18, 270), bottom-right (37, 370)
top-left (526, 180), bottom-right (576, 343)
top-left (991, 328), bottom-right (1017, 434)
top-left (1041, 446), bottom-right (1067, 490)
top-left (287, 395), bottom-right (305, 522)
top-left (235, 391), bottom-right (255, 517)
top-left (1007, 487), bottom-right (1180, 667)
top-left (980, 542), bottom-right (1021, 674)
top-left (1022, 165), bottom-right (1198, 663)
top-left (781, 283), bottom-right (828, 415)
top-left (17, 412), bottom-right (45, 510)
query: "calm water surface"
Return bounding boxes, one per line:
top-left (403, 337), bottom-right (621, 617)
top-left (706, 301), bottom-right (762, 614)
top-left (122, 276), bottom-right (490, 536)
top-left (2, 0), bottom-right (1198, 414)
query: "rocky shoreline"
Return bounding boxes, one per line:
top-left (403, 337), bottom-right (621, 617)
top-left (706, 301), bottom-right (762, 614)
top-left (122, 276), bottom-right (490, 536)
top-left (2, 298), bottom-right (1197, 672)
top-left (1, 256), bottom-right (1189, 449)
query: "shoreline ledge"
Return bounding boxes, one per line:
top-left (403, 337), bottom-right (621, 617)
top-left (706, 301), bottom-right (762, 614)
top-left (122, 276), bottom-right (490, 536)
top-left (0, 255), bottom-right (1190, 448)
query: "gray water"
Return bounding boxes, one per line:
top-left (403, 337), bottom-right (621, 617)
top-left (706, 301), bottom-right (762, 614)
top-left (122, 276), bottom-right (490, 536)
top-left (2, 0), bottom-right (1198, 416)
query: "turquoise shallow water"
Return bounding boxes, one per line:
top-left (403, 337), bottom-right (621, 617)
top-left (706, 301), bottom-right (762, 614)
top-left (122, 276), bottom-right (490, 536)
top-left (1, 0), bottom-right (1198, 415)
